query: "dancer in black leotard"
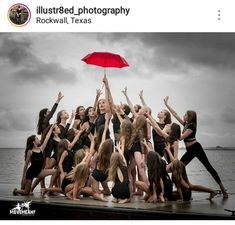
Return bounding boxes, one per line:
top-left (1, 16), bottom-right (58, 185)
top-left (91, 113), bottom-right (113, 202)
top-left (109, 151), bottom-right (130, 203)
top-left (13, 124), bottom-right (57, 195)
top-left (164, 96), bottom-right (228, 198)
top-left (135, 150), bottom-right (172, 203)
top-left (122, 87), bottom-right (148, 192)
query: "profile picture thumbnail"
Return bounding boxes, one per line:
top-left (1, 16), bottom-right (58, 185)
top-left (8, 3), bottom-right (31, 27)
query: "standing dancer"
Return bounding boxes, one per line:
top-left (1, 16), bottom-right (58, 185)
top-left (122, 87), bottom-right (148, 193)
top-left (164, 96), bottom-right (228, 198)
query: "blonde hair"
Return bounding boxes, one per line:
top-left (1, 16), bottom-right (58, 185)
top-left (108, 152), bottom-right (126, 182)
top-left (172, 160), bottom-right (189, 186)
top-left (119, 119), bottom-right (132, 149)
top-left (127, 115), bottom-right (147, 150)
top-left (73, 149), bottom-right (85, 167)
top-left (97, 139), bottom-right (113, 173)
top-left (72, 162), bottom-right (90, 184)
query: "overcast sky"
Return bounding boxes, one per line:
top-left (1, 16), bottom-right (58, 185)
top-left (0, 33), bottom-right (235, 148)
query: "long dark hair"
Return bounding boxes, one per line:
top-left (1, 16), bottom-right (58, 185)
top-left (97, 139), bottom-right (113, 173)
top-left (57, 139), bottom-right (69, 163)
top-left (56, 110), bottom-right (64, 124)
top-left (183, 110), bottom-right (197, 132)
top-left (163, 110), bottom-right (172, 124)
top-left (166, 123), bottom-right (181, 145)
top-left (75, 106), bottom-right (85, 120)
top-left (37, 108), bottom-right (48, 135)
top-left (172, 160), bottom-right (189, 187)
top-left (147, 151), bottom-right (164, 195)
top-left (24, 135), bottom-right (36, 160)
top-left (81, 106), bottom-right (93, 125)
top-left (127, 115), bottom-right (148, 150)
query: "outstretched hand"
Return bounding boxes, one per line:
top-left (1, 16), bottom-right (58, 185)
top-left (121, 87), bottom-right (128, 96)
top-left (71, 110), bottom-right (76, 119)
top-left (102, 74), bottom-right (108, 85)
top-left (88, 133), bottom-right (95, 142)
top-left (139, 90), bottom-right (143, 99)
top-left (141, 139), bottom-right (148, 147)
top-left (164, 143), bottom-right (170, 152)
top-left (57, 91), bottom-right (64, 102)
top-left (164, 96), bottom-right (169, 105)
top-left (96, 89), bottom-right (103, 97)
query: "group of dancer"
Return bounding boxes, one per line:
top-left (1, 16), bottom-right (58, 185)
top-left (13, 75), bottom-right (228, 204)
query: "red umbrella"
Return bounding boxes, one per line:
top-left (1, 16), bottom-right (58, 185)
top-left (82, 52), bottom-right (129, 74)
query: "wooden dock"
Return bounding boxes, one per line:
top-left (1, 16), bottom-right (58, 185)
top-left (0, 184), bottom-right (234, 220)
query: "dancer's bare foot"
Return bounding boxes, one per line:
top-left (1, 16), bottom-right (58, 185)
top-left (133, 190), bottom-right (143, 196)
top-left (223, 191), bottom-right (228, 199)
top-left (118, 198), bottom-right (130, 204)
top-left (158, 194), bottom-right (165, 203)
top-left (66, 193), bottom-right (73, 200)
top-left (93, 193), bottom-right (108, 202)
top-left (101, 190), bottom-right (111, 195)
top-left (112, 198), bottom-right (118, 203)
top-left (208, 191), bottom-right (217, 200)
top-left (41, 188), bottom-right (47, 198)
top-left (12, 188), bottom-right (17, 196)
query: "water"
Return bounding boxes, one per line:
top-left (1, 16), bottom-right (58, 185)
top-left (0, 148), bottom-right (235, 194)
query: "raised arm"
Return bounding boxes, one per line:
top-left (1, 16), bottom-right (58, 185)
top-left (58, 150), bottom-right (68, 181)
top-left (164, 143), bottom-right (176, 162)
top-left (112, 105), bottom-right (125, 124)
top-left (85, 133), bottom-right (96, 166)
top-left (40, 123), bottom-right (56, 152)
top-left (121, 87), bottom-right (138, 118)
top-left (164, 96), bottom-right (184, 125)
top-left (146, 113), bottom-right (168, 139)
top-left (101, 113), bottom-right (111, 145)
top-left (93, 89), bottom-right (103, 113)
top-left (116, 141), bottom-right (127, 166)
top-left (141, 139), bottom-right (154, 152)
top-left (44, 92), bottom-right (64, 123)
top-left (139, 90), bottom-right (147, 107)
top-left (103, 75), bottom-right (115, 115)
top-left (69, 128), bottom-right (85, 150)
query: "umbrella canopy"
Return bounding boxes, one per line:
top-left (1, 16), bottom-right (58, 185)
top-left (81, 52), bottom-right (129, 68)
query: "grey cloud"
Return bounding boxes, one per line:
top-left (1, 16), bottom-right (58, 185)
top-left (16, 62), bottom-right (77, 84)
top-left (199, 113), bottom-right (215, 126)
top-left (0, 109), bottom-right (35, 132)
top-left (96, 33), bottom-right (235, 77)
top-left (221, 107), bottom-right (235, 124)
top-left (0, 35), bottom-right (77, 84)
